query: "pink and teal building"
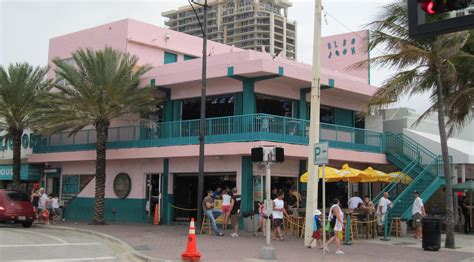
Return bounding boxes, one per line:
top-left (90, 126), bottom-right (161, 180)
top-left (28, 19), bottom-right (445, 224)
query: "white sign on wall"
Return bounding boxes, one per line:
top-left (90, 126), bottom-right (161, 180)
top-left (0, 130), bottom-right (35, 160)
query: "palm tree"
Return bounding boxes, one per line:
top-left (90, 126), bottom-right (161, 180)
top-left (37, 48), bottom-right (157, 224)
top-left (0, 63), bottom-right (50, 191)
top-left (354, 1), bottom-right (473, 248)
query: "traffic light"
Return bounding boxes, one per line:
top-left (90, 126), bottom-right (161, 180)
top-left (420, 0), bottom-right (472, 15)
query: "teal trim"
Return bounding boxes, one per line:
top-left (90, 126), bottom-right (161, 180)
top-left (328, 79), bottom-right (335, 87)
top-left (150, 79), bottom-right (156, 87)
top-left (298, 89), bottom-right (308, 120)
top-left (0, 164), bottom-right (41, 181)
top-left (227, 66), bottom-right (234, 76)
top-left (184, 55), bottom-right (196, 61)
top-left (241, 156), bottom-right (253, 213)
top-left (242, 79), bottom-right (256, 114)
top-left (162, 159), bottom-right (171, 224)
top-left (172, 101), bottom-right (182, 121)
top-left (64, 197), bottom-right (147, 223)
top-left (278, 66), bottom-right (284, 76)
top-left (334, 108), bottom-right (354, 127)
top-left (234, 93), bottom-right (243, 115)
top-left (34, 114), bottom-right (385, 154)
top-left (164, 52), bottom-right (177, 64)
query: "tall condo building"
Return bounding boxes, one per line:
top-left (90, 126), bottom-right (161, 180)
top-left (162, 0), bottom-right (297, 60)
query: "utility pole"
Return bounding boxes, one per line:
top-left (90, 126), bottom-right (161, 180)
top-left (303, 0), bottom-right (322, 246)
top-left (191, 0), bottom-right (208, 232)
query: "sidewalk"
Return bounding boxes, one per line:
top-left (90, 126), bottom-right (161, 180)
top-left (44, 222), bottom-right (474, 262)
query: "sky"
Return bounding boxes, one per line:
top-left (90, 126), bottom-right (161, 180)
top-left (0, 0), bottom-right (431, 113)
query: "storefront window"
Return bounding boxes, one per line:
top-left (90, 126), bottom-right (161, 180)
top-left (181, 95), bottom-right (235, 120)
top-left (256, 94), bottom-right (294, 117)
top-left (320, 106), bottom-right (335, 124)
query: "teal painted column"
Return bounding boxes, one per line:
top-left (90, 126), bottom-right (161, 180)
top-left (241, 156), bottom-right (253, 213)
top-left (163, 91), bottom-right (172, 122)
top-left (299, 89), bottom-right (308, 120)
top-left (162, 159), bottom-right (172, 224)
top-left (242, 79), bottom-right (256, 114)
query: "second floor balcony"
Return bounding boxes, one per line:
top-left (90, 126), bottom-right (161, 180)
top-left (33, 114), bottom-right (384, 154)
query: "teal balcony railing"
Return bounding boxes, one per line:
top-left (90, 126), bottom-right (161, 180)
top-left (33, 114), bottom-right (384, 154)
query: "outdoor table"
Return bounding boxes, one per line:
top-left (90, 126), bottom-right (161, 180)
top-left (352, 209), bottom-right (376, 239)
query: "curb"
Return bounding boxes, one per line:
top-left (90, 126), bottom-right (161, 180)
top-left (36, 224), bottom-right (182, 262)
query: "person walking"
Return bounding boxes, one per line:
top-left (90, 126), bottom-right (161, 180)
top-left (230, 188), bottom-right (241, 237)
top-left (460, 195), bottom-right (471, 234)
top-left (37, 188), bottom-right (49, 224)
top-left (256, 201), bottom-right (266, 237)
top-left (202, 190), bottom-right (224, 236)
top-left (308, 209), bottom-right (323, 249)
top-left (51, 194), bottom-right (62, 222)
top-left (412, 191), bottom-right (426, 240)
top-left (272, 190), bottom-right (288, 241)
top-left (221, 189), bottom-right (232, 229)
top-left (376, 192), bottom-right (393, 234)
top-left (325, 198), bottom-right (344, 255)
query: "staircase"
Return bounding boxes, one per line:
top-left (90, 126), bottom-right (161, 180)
top-left (374, 133), bottom-right (446, 220)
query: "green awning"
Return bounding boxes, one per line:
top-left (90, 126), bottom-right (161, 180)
top-left (453, 180), bottom-right (474, 192)
top-left (0, 164), bottom-right (41, 181)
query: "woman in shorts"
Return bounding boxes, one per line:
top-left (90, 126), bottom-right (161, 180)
top-left (221, 189), bottom-right (232, 229)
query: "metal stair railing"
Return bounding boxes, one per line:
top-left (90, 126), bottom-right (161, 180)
top-left (390, 158), bottom-right (438, 219)
top-left (373, 158), bottom-right (417, 204)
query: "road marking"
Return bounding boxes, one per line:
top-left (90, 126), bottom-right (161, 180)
top-left (6, 257), bottom-right (117, 262)
top-left (0, 242), bottom-right (101, 248)
top-left (16, 229), bottom-right (69, 244)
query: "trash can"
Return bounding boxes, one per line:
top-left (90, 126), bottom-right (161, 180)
top-left (400, 220), bottom-right (407, 237)
top-left (422, 217), bottom-right (441, 251)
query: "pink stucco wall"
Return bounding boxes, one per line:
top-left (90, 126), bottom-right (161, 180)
top-left (29, 142), bottom-right (387, 165)
top-left (70, 159), bottom-right (163, 199)
top-left (171, 78), bottom-right (242, 100)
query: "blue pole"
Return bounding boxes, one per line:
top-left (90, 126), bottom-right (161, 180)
top-left (343, 212), bottom-right (352, 245)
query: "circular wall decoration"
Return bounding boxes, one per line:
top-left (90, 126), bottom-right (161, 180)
top-left (113, 173), bottom-right (131, 199)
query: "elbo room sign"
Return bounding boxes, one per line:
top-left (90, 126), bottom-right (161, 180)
top-left (320, 30), bottom-right (369, 82)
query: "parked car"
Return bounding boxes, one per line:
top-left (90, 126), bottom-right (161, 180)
top-left (0, 189), bottom-right (35, 228)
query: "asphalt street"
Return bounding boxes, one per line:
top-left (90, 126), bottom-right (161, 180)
top-left (0, 224), bottom-right (140, 262)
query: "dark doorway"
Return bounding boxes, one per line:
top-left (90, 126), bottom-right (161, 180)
top-left (173, 173), bottom-right (236, 222)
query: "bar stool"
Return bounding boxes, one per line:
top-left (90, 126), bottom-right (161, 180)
top-left (350, 214), bottom-right (359, 240)
top-left (389, 217), bottom-right (402, 237)
top-left (200, 215), bottom-right (212, 235)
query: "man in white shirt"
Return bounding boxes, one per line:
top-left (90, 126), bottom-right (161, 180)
top-left (38, 188), bottom-right (48, 211)
top-left (348, 194), bottom-right (364, 210)
top-left (376, 192), bottom-right (393, 232)
top-left (272, 190), bottom-right (289, 241)
top-left (412, 191), bottom-right (426, 240)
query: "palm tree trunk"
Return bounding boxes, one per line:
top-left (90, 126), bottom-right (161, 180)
top-left (11, 129), bottom-right (23, 191)
top-left (435, 74), bottom-right (455, 249)
top-left (92, 121), bottom-right (109, 225)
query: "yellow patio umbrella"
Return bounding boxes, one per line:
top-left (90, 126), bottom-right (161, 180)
top-left (299, 166), bottom-right (343, 183)
top-left (337, 164), bottom-right (370, 183)
top-left (361, 167), bottom-right (389, 182)
top-left (386, 171), bottom-right (413, 184)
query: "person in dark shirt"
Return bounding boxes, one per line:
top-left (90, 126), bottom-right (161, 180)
top-left (230, 188), bottom-right (241, 237)
top-left (460, 196), bottom-right (471, 234)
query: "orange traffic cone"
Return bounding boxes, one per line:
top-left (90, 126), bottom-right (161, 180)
top-left (153, 204), bottom-right (159, 225)
top-left (181, 218), bottom-right (201, 261)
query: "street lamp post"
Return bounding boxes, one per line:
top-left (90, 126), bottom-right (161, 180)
top-left (303, 0), bottom-right (323, 247)
top-left (189, 0), bottom-right (208, 232)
